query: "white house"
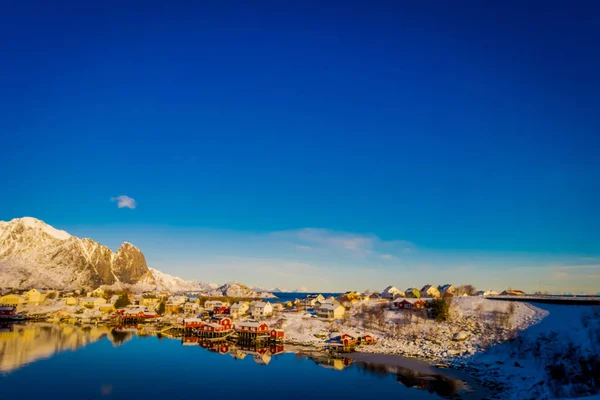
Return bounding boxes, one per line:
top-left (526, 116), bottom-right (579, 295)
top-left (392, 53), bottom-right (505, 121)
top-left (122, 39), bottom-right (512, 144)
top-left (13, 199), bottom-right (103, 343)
top-left (316, 303), bottom-right (345, 319)
top-left (381, 286), bottom-right (404, 299)
top-left (230, 301), bottom-right (250, 319)
top-left (91, 287), bottom-right (105, 298)
top-left (108, 295), bottom-right (120, 305)
top-left (205, 300), bottom-right (230, 310)
top-left (183, 302), bottom-right (199, 314)
top-left (250, 301), bottom-right (273, 318)
top-left (476, 290), bottom-right (499, 296)
top-left (315, 297), bottom-right (338, 307)
top-left (420, 285), bottom-right (440, 298)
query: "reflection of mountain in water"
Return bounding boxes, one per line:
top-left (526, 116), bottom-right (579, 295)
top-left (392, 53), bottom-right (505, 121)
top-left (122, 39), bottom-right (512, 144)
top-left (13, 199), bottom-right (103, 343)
top-left (0, 323), bottom-right (133, 373)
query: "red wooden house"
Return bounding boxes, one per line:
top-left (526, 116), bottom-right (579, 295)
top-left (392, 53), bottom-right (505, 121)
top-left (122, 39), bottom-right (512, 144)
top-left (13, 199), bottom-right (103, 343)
top-left (211, 317), bottom-right (233, 330)
top-left (360, 334), bottom-right (375, 344)
top-left (213, 306), bottom-right (230, 315)
top-left (270, 328), bottom-right (285, 340)
top-left (198, 322), bottom-right (229, 333)
top-left (183, 318), bottom-right (205, 329)
top-left (341, 333), bottom-right (358, 347)
top-left (392, 299), bottom-right (425, 311)
top-left (235, 321), bottom-right (270, 334)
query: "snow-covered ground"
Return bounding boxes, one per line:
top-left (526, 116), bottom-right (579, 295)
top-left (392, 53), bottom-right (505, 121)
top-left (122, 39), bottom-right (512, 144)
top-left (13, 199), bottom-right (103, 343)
top-left (271, 297), bottom-right (546, 360)
top-left (460, 303), bottom-right (600, 399)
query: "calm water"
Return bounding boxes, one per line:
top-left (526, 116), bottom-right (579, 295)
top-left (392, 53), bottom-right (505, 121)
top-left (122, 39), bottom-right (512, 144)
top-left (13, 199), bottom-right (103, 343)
top-left (0, 323), bottom-right (483, 399)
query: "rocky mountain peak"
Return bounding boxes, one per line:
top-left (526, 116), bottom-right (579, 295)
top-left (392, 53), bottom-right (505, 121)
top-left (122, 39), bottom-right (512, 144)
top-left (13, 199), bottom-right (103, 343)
top-left (0, 217), bottom-right (153, 289)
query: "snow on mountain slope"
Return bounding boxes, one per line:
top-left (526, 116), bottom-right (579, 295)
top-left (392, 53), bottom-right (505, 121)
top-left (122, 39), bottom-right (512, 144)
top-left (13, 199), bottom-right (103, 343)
top-left (0, 217), bottom-right (153, 289)
top-left (149, 268), bottom-right (217, 293)
top-left (19, 217), bottom-right (71, 240)
top-left (0, 217), bottom-right (276, 297)
top-left (210, 282), bottom-right (277, 298)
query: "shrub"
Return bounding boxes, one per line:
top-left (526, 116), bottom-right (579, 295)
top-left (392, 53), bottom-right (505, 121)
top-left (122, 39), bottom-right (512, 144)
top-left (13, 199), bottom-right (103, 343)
top-left (114, 294), bottom-right (131, 309)
top-left (427, 298), bottom-right (450, 322)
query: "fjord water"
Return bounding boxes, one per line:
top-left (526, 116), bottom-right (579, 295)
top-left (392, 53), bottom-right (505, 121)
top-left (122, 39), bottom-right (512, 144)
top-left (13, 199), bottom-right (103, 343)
top-left (0, 323), bottom-right (481, 399)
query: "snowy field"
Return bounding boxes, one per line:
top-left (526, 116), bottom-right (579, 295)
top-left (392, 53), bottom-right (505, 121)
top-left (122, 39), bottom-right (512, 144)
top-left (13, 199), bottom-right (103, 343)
top-left (462, 303), bottom-right (600, 399)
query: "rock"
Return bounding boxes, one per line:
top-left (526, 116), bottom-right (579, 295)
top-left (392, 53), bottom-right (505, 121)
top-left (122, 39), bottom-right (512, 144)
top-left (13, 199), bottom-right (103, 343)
top-left (453, 331), bottom-right (469, 341)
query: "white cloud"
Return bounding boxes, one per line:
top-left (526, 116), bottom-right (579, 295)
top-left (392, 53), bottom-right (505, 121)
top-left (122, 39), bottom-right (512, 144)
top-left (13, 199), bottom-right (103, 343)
top-left (380, 254), bottom-right (397, 261)
top-left (111, 195), bottom-right (136, 209)
top-left (271, 228), bottom-right (413, 258)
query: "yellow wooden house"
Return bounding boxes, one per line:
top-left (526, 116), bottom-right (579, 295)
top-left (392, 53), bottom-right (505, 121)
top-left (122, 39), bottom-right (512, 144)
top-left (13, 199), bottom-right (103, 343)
top-left (24, 288), bottom-right (47, 305)
top-left (0, 294), bottom-right (27, 306)
top-left (63, 296), bottom-right (79, 306)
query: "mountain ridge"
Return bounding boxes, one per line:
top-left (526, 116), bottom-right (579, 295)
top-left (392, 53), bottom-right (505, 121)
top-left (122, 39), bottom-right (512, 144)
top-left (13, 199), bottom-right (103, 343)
top-left (0, 217), bottom-right (273, 297)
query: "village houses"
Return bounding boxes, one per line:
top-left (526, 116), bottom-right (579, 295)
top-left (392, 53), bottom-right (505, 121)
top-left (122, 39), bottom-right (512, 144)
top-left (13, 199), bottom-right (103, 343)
top-left (381, 286), bottom-right (404, 299)
top-left (302, 294), bottom-right (324, 307)
top-left (230, 301), bottom-right (250, 319)
top-left (315, 296), bottom-right (337, 307)
top-left (91, 287), bottom-right (105, 298)
top-left (420, 285), bottom-right (440, 298)
top-left (405, 288), bottom-right (421, 298)
top-left (108, 295), bottom-right (120, 305)
top-left (250, 301), bottom-right (273, 318)
top-left (204, 300), bottom-right (230, 313)
top-left (392, 298), bottom-right (426, 311)
top-left (316, 303), bottom-right (346, 319)
top-left (24, 288), bottom-right (47, 305)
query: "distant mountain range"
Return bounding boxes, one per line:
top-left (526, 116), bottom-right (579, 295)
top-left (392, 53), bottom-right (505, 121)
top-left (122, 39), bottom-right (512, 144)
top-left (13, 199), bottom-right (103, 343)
top-left (0, 217), bottom-right (274, 297)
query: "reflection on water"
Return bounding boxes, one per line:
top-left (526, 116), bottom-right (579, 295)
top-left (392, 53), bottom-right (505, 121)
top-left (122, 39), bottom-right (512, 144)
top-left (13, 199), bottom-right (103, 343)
top-left (183, 335), bottom-right (470, 398)
top-left (1, 324), bottom-right (477, 399)
top-left (0, 323), bottom-right (133, 373)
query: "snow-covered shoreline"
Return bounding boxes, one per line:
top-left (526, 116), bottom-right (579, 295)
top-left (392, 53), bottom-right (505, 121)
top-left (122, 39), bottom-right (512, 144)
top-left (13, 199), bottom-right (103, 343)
top-left (272, 298), bottom-right (598, 399)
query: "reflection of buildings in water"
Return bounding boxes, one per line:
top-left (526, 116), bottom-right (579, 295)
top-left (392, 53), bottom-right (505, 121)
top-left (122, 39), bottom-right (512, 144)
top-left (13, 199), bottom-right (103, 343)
top-left (182, 336), bottom-right (285, 365)
top-left (0, 323), bottom-right (111, 373)
top-left (308, 355), bottom-right (355, 371)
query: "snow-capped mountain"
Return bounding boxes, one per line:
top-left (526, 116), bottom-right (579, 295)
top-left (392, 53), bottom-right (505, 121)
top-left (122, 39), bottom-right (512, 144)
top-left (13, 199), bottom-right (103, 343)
top-left (0, 217), bottom-right (155, 289)
top-left (252, 286), bottom-right (288, 293)
top-left (210, 282), bottom-right (276, 298)
top-left (149, 268), bottom-right (218, 293)
top-left (0, 217), bottom-right (276, 297)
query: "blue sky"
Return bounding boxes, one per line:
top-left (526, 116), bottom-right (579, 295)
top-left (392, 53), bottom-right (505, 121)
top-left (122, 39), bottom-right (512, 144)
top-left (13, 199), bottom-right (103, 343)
top-left (1, 1), bottom-right (599, 293)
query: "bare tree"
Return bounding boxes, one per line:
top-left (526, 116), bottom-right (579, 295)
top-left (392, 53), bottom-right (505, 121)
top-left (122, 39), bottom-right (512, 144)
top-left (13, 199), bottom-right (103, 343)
top-left (457, 284), bottom-right (477, 296)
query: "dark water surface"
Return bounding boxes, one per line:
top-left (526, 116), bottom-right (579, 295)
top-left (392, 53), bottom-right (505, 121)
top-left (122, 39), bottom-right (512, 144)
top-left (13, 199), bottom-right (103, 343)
top-left (0, 323), bottom-right (484, 399)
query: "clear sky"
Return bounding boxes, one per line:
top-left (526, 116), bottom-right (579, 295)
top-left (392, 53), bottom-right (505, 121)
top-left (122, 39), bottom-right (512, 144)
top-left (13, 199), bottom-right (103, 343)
top-left (1, 1), bottom-right (599, 293)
